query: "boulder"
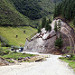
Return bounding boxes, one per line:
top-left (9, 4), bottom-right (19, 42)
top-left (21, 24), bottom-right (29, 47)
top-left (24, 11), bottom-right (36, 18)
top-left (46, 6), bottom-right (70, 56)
top-left (24, 19), bottom-right (75, 54)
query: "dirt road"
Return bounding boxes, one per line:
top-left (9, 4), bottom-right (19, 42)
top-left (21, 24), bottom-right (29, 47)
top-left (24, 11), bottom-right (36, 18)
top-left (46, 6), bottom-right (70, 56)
top-left (0, 54), bottom-right (75, 75)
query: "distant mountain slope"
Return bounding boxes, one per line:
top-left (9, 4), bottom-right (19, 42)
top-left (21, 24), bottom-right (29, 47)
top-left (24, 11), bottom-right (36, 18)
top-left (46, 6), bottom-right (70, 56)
top-left (0, 0), bottom-right (61, 26)
top-left (0, 0), bottom-right (33, 26)
top-left (10, 0), bottom-right (55, 20)
top-left (54, 0), bottom-right (75, 20)
top-left (51, 0), bottom-right (62, 3)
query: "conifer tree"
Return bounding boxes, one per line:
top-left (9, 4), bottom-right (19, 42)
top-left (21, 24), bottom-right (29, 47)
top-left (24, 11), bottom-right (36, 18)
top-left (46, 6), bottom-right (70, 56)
top-left (73, 17), bottom-right (75, 27)
top-left (54, 21), bottom-right (58, 32)
top-left (41, 17), bottom-right (46, 28)
top-left (45, 20), bottom-right (51, 31)
top-left (58, 20), bottom-right (61, 31)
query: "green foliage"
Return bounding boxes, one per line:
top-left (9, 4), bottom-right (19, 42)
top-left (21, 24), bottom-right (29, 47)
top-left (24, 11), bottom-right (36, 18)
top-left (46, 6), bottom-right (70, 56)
top-left (54, 20), bottom-right (61, 32)
top-left (45, 20), bottom-right (51, 31)
top-left (38, 25), bottom-right (41, 33)
top-left (73, 17), bottom-right (75, 26)
top-left (59, 55), bottom-right (75, 71)
top-left (11, 0), bottom-right (55, 20)
top-left (66, 46), bottom-right (72, 51)
top-left (54, 21), bottom-right (58, 32)
top-left (2, 52), bottom-right (35, 60)
top-left (55, 36), bottom-right (63, 48)
top-left (48, 19), bottom-right (52, 23)
top-left (41, 17), bottom-right (47, 28)
top-left (0, 0), bottom-right (62, 26)
top-left (0, 36), bottom-right (10, 47)
top-left (6, 59), bottom-right (14, 63)
top-left (0, 48), bottom-right (10, 56)
top-left (38, 17), bottom-right (52, 32)
top-left (0, 0), bottom-right (34, 26)
top-left (54, 0), bottom-right (75, 20)
top-left (58, 20), bottom-right (61, 30)
top-left (0, 26), bottom-right (37, 46)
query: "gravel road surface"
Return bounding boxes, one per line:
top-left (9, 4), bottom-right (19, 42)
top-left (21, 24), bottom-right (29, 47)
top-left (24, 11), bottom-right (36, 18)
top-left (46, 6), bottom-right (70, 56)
top-left (0, 54), bottom-right (75, 75)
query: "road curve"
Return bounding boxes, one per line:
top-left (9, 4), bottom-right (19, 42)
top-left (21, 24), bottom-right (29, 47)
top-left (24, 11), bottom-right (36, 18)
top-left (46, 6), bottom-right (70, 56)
top-left (0, 54), bottom-right (75, 75)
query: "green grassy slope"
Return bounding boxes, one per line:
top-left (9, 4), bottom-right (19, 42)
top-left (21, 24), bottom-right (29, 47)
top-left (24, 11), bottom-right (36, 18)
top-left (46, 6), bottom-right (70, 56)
top-left (0, 26), bottom-right (37, 46)
top-left (0, 0), bottom-right (62, 26)
top-left (0, 0), bottom-right (36, 26)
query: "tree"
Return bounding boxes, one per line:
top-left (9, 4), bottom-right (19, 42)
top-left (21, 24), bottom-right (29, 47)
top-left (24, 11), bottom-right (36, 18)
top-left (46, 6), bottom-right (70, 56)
top-left (48, 19), bottom-right (52, 23)
top-left (55, 36), bottom-right (63, 49)
top-left (53, 2), bottom-right (57, 18)
top-left (45, 20), bottom-right (51, 31)
top-left (73, 17), bottom-right (75, 26)
top-left (41, 17), bottom-right (46, 28)
top-left (38, 25), bottom-right (41, 33)
top-left (58, 20), bottom-right (61, 31)
top-left (38, 18), bottom-right (52, 32)
top-left (54, 21), bottom-right (58, 32)
top-left (54, 0), bottom-right (75, 20)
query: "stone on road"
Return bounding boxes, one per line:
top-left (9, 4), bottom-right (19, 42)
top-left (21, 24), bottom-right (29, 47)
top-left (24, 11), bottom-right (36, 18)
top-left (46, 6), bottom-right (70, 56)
top-left (0, 54), bottom-right (75, 75)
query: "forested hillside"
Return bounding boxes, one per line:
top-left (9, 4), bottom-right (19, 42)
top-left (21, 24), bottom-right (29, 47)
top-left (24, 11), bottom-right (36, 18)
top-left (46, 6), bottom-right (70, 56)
top-left (10, 0), bottom-right (54, 20)
top-left (0, 0), bottom-right (34, 26)
top-left (0, 0), bottom-right (62, 26)
top-left (54, 0), bottom-right (75, 21)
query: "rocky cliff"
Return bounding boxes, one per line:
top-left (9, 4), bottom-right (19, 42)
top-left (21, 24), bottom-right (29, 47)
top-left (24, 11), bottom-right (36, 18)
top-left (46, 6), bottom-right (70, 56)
top-left (24, 19), bottom-right (75, 54)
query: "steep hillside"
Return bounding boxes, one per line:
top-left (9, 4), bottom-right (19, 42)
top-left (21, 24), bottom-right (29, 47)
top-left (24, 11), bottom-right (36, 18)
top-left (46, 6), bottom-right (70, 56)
top-left (0, 0), bottom-right (62, 26)
top-left (0, 26), bottom-right (37, 47)
top-left (54, 0), bottom-right (75, 21)
top-left (0, 0), bottom-right (36, 26)
top-left (10, 0), bottom-right (54, 20)
top-left (51, 0), bottom-right (62, 3)
top-left (54, 0), bottom-right (75, 30)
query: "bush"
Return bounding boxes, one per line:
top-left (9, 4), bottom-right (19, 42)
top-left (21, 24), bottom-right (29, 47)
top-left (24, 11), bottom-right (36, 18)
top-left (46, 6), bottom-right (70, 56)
top-left (0, 48), bottom-right (10, 56)
top-left (4, 50), bottom-right (10, 55)
top-left (45, 21), bottom-right (51, 31)
top-left (54, 21), bottom-right (58, 32)
top-left (38, 25), bottom-right (41, 33)
top-left (0, 36), bottom-right (10, 47)
top-left (73, 17), bottom-right (75, 26)
top-left (41, 17), bottom-right (46, 28)
top-left (55, 37), bottom-right (63, 48)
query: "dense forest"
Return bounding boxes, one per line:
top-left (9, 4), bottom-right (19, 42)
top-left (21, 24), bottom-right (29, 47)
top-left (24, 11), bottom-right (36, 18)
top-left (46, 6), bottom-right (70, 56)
top-left (10, 0), bottom-right (55, 20)
top-left (0, 0), bottom-right (62, 26)
top-left (54, 0), bottom-right (75, 21)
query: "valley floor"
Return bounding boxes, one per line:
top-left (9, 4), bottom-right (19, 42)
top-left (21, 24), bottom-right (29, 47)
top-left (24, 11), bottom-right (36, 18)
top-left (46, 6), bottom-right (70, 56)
top-left (0, 54), bottom-right (75, 75)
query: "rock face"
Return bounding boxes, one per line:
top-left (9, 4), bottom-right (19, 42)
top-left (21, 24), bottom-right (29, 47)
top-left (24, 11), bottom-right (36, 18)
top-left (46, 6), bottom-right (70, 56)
top-left (24, 19), bottom-right (75, 53)
top-left (0, 57), bottom-right (9, 66)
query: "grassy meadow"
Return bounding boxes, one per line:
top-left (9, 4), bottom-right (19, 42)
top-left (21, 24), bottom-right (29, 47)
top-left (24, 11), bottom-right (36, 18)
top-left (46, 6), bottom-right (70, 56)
top-left (0, 26), bottom-right (37, 47)
top-left (0, 47), bottom-right (35, 63)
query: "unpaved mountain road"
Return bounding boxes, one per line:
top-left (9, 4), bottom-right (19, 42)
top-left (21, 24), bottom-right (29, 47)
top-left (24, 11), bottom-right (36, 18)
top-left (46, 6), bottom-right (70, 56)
top-left (0, 54), bottom-right (75, 75)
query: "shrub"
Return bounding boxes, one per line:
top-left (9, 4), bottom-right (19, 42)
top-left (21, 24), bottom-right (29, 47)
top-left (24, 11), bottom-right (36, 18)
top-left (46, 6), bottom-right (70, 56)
top-left (55, 36), bottom-right (63, 48)
top-left (45, 21), bottom-right (51, 31)
top-left (0, 36), bottom-right (10, 47)
top-left (38, 25), bottom-right (41, 33)
top-left (0, 48), bottom-right (10, 56)
top-left (73, 17), bottom-right (75, 26)
top-left (54, 21), bottom-right (58, 32)
top-left (41, 17), bottom-right (46, 28)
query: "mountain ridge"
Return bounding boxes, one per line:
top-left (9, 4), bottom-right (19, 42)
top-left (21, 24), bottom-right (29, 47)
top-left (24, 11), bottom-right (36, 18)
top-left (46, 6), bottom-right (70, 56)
top-left (0, 0), bottom-right (62, 26)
